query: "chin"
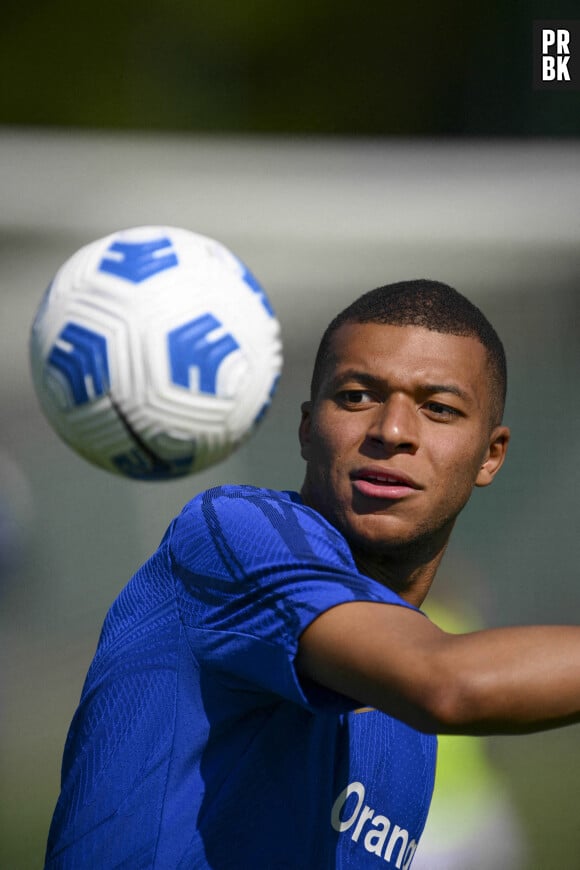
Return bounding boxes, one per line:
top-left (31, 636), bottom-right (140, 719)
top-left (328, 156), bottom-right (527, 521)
top-left (344, 511), bottom-right (455, 558)
top-left (342, 517), bottom-right (417, 552)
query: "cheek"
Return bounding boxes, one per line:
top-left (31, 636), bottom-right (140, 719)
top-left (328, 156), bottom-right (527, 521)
top-left (432, 438), bottom-right (486, 491)
top-left (312, 419), bottom-right (347, 461)
top-left (305, 428), bottom-right (337, 477)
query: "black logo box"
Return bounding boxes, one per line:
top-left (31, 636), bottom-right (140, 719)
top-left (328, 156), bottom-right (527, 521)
top-left (533, 20), bottom-right (580, 90)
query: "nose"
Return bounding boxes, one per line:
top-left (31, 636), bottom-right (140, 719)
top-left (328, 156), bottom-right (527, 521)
top-left (364, 393), bottom-right (419, 454)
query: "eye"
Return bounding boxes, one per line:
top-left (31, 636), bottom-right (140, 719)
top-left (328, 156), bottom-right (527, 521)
top-left (424, 401), bottom-right (460, 420)
top-left (338, 389), bottom-right (376, 406)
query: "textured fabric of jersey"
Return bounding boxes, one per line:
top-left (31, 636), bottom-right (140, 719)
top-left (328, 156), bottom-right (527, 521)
top-left (46, 486), bottom-right (436, 869)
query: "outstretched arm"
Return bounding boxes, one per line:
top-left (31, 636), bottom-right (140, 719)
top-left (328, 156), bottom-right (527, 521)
top-left (296, 601), bottom-right (580, 735)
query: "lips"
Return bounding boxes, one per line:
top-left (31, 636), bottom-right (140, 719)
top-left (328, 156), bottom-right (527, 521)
top-left (351, 466), bottom-right (421, 499)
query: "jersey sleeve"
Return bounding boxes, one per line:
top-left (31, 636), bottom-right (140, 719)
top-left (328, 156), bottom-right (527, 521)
top-left (168, 486), bottom-right (415, 712)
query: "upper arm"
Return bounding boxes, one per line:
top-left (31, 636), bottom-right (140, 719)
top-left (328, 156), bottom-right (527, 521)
top-left (296, 600), bottom-right (456, 732)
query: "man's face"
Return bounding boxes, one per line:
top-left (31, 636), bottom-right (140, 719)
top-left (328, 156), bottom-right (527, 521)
top-left (299, 322), bottom-right (509, 554)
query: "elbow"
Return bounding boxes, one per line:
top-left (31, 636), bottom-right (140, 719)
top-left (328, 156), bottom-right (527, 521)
top-left (420, 684), bottom-right (471, 734)
top-left (420, 668), bottom-right (509, 735)
top-left (399, 669), bottom-right (486, 735)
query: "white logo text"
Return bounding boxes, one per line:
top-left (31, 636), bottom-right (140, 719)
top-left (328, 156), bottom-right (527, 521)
top-left (331, 781), bottom-right (418, 868)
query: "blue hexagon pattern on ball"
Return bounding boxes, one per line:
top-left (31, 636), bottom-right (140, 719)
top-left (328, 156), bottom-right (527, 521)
top-left (29, 226), bottom-right (283, 480)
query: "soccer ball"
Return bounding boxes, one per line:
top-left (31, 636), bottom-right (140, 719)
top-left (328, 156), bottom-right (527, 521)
top-left (29, 226), bottom-right (283, 480)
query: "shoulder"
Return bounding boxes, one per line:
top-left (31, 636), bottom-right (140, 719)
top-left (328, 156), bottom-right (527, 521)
top-left (169, 484), bottom-right (356, 576)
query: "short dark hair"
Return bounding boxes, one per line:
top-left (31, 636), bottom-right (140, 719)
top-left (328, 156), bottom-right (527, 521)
top-left (310, 279), bottom-right (507, 425)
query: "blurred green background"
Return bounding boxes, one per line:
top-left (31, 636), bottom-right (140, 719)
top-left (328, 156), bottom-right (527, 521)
top-left (1, 2), bottom-right (580, 868)
top-left (1, 0), bottom-right (580, 135)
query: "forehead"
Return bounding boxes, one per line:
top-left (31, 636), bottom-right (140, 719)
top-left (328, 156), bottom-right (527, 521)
top-left (322, 322), bottom-right (489, 396)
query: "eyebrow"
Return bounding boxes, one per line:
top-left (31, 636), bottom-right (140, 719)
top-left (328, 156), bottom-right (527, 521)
top-left (421, 383), bottom-right (472, 404)
top-left (330, 371), bottom-right (472, 404)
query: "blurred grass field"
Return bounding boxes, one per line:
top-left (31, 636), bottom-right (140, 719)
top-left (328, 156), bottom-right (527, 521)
top-left (496, 730), bottom-right (580, 868)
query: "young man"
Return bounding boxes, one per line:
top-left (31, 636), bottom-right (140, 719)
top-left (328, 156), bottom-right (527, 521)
top-left (46, 280), bottom-right (580, 869)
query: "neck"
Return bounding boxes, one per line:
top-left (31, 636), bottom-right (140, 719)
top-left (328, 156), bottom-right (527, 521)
top-left (350, 534), bottom-right (451, 608)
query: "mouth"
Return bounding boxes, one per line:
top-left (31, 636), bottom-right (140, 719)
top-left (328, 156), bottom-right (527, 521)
top-left (351, 467), bottom-right (421, 500)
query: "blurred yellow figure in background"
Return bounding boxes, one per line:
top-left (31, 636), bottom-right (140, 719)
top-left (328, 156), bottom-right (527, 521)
top-left (413, 601), bottom-right (528, 870)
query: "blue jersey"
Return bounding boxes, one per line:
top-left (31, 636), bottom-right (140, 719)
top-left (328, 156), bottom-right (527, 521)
top-left (46, 486), bottom-right (436, 869)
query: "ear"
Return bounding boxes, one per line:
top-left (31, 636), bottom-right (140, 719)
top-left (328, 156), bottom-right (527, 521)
top-left (298, 400), bottom-right (312, 460)
top-left (475, 425), bottom-right (510, 487)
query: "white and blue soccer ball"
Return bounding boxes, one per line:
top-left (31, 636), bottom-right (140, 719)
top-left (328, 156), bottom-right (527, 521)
top-left (29, 226), bottom-right (283, 480)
